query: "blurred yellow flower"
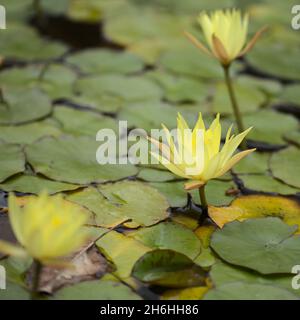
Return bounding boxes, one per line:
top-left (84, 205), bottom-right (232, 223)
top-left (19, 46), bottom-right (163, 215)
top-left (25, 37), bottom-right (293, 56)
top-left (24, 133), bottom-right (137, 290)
top-left (149, 113), bottom-right (255, 190)
top-left (186, 9), bottom-right (266, 66)
top-left (0, 192), bottom-right (89, 266)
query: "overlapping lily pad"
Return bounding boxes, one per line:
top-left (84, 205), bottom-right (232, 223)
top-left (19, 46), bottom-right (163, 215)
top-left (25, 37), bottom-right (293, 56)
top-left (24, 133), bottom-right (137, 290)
top-left (129, 222), bottom-right (202, 260)
top-left (68, 181), bottom-right (169, 228)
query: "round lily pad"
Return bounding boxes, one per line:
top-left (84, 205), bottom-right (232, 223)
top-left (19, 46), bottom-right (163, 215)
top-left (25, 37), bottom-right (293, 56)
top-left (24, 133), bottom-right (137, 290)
top-left (211, 217), bottom-right (300, 274)
top-left (25, 136), bottom-right (137, 184)
top-left (66, 49), bottom-right (144, 75)
top-left (233, 152), bottom-right (269, 174)
top-left (270, 147), bottom-right (300, 188)
top-left (75, 74), bottom-right (163, 105)
top-left (0, 87), bottom-right (52, 125)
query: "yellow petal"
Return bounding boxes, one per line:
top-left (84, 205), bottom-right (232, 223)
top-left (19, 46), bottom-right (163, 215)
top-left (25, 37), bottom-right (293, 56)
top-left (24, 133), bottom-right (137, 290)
top-left (216, 148), bottom-right (256, 177)
top-left (212, 34), bottom-right (230, 65)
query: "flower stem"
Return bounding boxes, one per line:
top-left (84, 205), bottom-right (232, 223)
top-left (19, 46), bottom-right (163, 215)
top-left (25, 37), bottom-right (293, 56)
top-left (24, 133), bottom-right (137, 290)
top-left (223, 65), bottom-right (246, 150)
top-left (30, 260), bottom-right (42, 300)
top-left (199, 184), bottom-right (208, 217)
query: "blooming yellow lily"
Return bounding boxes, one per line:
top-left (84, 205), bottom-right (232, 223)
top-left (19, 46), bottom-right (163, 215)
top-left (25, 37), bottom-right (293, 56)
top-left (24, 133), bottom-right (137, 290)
top-left (149, 112), bottom-right (255, 192)
top-left (185, 9), bottom-right (267, 66)
top-left (0, 191), bottom-right (89, 266)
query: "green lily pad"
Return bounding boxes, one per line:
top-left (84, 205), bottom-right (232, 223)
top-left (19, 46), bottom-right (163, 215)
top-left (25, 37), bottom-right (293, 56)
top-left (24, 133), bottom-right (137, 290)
top-left (247, 37), bottom-right (300, 81)
top-left (68, 181), bottom-right (169, 228)
top-left (233, 152), bottom-right (269, 174)
top-left (52, 105), bottom-right (118, 138)
top-left (0, 281), bottom-right (30, 300)
top-left (150, 180), bottom-right (235, 208)
top-left (204, 282), bottom-right (298, 300)
top-left (146, 70), bottom-right (210, 103)
top-left (0, 174), bottom-right (79, 194)
top-left (0, 87), bottom-right (52, 125)
top-left (240, 174), bottom-right (299, 195)
top-left (210, 261), bottom-right (300, 298)
top-left (75, 74), bottom-right (163, 105)
top-left (0, 25), bottom-right (67, 61)
top-left (211, 81), bottom-right (266, 114)
top-left (0, 120), bottom-right (61, 144)
top-left (159, 46), bottom-right (224, 80)
top-left (281, 84), bottom-right (300, 106)
top-left (270, 147), bottom-right (300, 188)
top-left (53, 279), bottom-right (141, 300)
top-left (66, 49), bottom-right (144, 75)
top-left (137, 168), bottom-right (177, 182)
top-left (237, 75), bottom-right (282, 97)
top-left (38, 64), bottom-right (78, 100)
top-left (25, 136), bottom-right (137, 184)
top-left (243, 110), bottom-right (299, 145)
top-left (132, 249), bottom-right (206, 288)
top-left (0, 144), bottom-right (25, 182)
top-left (96, 230), bottom-right (151, 279)
top-left (104, 7), bottom-right (194, 63)
top-left (129, 221), bottom-right (202, 260)
top-left (211, 217), bottom-right (300, 274)
top-left (284, 131), bottom-right (300, 148)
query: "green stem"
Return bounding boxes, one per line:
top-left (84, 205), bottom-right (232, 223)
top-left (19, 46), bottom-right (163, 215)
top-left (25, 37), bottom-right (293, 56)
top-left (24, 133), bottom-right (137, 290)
top-left (30, 260), bottom-right (42, 300)
top-left (223, 65), bottom-right (246, 150)
top-left (199, 184), bottom-right (208, 216)
top-left (33, 0), bottom-right (45, 27)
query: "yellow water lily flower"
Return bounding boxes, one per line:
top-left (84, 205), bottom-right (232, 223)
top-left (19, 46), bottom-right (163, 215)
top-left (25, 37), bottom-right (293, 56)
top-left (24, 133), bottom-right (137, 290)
top-left (149, 113), bottom-right (255, 190)
top-left (185, 9), bottom-right (266, 66)
top-left (0, 192), bottom-right (89, 266)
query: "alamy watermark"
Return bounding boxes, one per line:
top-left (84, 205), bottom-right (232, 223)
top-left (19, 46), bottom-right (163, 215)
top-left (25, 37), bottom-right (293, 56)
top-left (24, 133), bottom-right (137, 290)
top-left (0, 265), bottom-right (6, 290)
top-left (292, 5), bottom-right (300, 30)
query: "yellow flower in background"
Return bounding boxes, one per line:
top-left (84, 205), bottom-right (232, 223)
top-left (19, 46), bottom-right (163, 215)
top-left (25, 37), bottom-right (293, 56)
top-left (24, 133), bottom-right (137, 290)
top-left (0, 192), bottom-right (89, 266)
top-left (149, 113), bottom-right (255, 191)
top-left (186, 9), bottom-right (267, 66)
